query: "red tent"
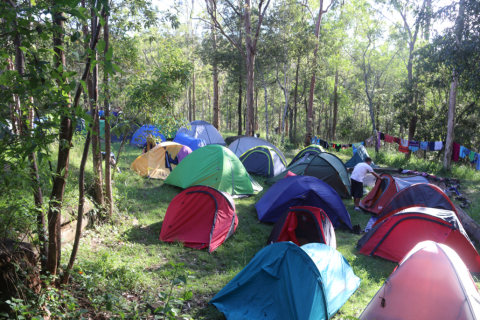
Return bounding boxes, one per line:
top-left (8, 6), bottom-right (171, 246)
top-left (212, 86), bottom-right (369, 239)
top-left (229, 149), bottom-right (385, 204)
top-left (160, 186), bottom-right (238, 253)
top-left (360, 173), bottom-right (429, 215)
top-left (267, 206), bottom-right (336, 248)
top-left (360, 241), bottom-right (480, 320)
top-left (358, 207), bottom-right (480, 272)
top-left (374, 183), bottom-right (459, 225)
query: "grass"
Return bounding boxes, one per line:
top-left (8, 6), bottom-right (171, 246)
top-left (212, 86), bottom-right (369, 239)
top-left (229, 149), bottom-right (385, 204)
top-left (26, 133), bottom-right (480, 318)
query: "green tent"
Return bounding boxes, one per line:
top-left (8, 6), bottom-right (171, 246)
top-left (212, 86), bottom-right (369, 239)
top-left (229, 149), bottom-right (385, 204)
top-left (345, 145), bottom-right (378, 168)
top-left (265, 153), bottom-right (351, 199)
top-left (99, 119), bottom-right (105, 139)
top-left (164, 145), bottom-right (262, 196)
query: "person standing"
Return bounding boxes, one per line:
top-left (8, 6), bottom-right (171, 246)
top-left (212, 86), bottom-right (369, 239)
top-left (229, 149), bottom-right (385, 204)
top-left (350, 157), bottom-right (383, 212)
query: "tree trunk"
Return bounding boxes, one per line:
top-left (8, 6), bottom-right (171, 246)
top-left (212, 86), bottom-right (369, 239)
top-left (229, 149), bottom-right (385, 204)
top-left (254, 88), bottom-right (258, 133)
top-left (91, 9), bottom-right (104, 208)
top-left (237, 76), bottom-right (243, 135)
top-left (244, 0), bottom-right (255, 137)
top-left (305, 1), bottom-right (325, 146)
top-left (332, 68), bottom-right (339, 140)
top-left (188, 87), bottom-right (192, 121)
top-left (192, 70), bottom-right (196, 120)
top-left (257, 64), bottom-right (268, 140)
top-left (444, 75), bottom-right (458, 171)
top-left (104, 15), bottom-right (113, 217)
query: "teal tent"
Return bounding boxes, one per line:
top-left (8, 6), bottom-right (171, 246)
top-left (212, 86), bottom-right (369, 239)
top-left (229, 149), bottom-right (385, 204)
top-left (210, 242), bottom-right (360, 320)
top-left (345, 145), bottom-right (378, 168)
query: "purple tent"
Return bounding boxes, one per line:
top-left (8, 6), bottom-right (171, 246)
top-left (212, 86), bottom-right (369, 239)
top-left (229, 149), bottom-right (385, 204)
top-left (177, 146), bottom-right (192, 163)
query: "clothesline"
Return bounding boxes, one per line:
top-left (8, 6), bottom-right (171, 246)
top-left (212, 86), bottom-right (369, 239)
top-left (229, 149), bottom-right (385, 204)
top-left (311, 133), bottom-right (480, 170)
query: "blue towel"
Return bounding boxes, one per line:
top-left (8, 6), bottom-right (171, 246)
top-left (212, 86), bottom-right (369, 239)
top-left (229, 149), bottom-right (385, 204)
top-left (420, 142), bottom-right (428, 150)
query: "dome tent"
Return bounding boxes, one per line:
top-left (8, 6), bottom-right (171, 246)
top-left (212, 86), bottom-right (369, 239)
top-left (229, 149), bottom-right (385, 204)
top-left (210, 242), bottom-right (360, 320)
top-left (164, 145), bottom-right (262, 196)
top-left (265, 153), bottom-right (351, 199)
top-left (176, 120), bottom-right (225, 146)
top-left (160, 186), bottom-right (237, 253)
top-left (130, 125), bottom-right (166, 147)
top-left (255, 176), bottom-right (352, 229)
top-left (111, 122), bottom-right (139, 143)
top-left (345, 145), bottom-right (378, 168)
top-left (357, 207), bottom-right (480, 272)
top-left (228, 136), bottom-right (286, 162)
top-left (359, 173), bottom-right (429, 215)
top-left (267, 206), bottom-right (336, 248)
top-left (360, 241), bottom-right (480, 320)
top-left (288, 145), bottom-right (325, 166)
top-left (239, 146), bottom-right (287, 178)
top-left (173, 132), bottom-right (206, 151)
top-left (130, 142), bottom-right (184, 179)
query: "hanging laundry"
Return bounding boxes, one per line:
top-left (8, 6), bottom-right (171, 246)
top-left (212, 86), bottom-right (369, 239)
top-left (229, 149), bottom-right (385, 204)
top-left (429, 141), bottom-right (435, 151)
top-left (476, 153), bottom-right (480, 170)
top-left (365, 136), bottom-right (375, 147)
top-left (393, 137), bottom-right (401, 144)
top-left (420, 141), bottom-right (429, 151)
top-left (352, 142), bottom-right (362, 154)
top-left (470, 151), bottom-right (476, 163)
top-left (434, 141), bottom-right (443, 151)
top-left (335, 144), bottom-right (341, 151)
top-left (409, 141), bottom-right (420, 152)
top-left (380, 132), bottom-right (385, 140)
top-left (384, 134), bottom-right (394, 143)
top-left (398, 139), bottom-right (409, 154)
top-left (377, 133), bottom-right (381, 148)
top-left (459, 146), bottom-right (470, 158)
top-left (452, 142), bottom-right (460, 162)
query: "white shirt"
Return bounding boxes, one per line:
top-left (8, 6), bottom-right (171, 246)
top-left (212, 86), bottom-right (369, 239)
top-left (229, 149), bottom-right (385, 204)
top-left (351, 162), bottom-right (374, 183)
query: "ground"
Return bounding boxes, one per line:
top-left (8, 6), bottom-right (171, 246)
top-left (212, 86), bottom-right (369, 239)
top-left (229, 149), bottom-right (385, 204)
top-left (58, 132), bottom-right (480, 320)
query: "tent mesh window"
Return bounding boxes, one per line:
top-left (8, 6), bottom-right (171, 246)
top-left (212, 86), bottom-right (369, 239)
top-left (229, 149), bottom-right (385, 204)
top-left (293, 211), bottom-right (324, 245)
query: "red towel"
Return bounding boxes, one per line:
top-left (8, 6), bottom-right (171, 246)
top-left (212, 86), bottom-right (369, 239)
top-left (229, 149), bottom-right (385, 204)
top-left (393, 137), bottom-right (401, 144)
top-left (398, 139), bottom-right (409, 154)
top-left (452, 142), bottom-right (460, 162)
top-left (385, 134), bottom-right (394, 143)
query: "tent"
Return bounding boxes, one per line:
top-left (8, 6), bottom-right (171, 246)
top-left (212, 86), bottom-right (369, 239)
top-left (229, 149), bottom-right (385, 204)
top-left (173, 132), bottom-right (206, 151)
top-left (130, 125), bottom-right (166, 147)
top-left (265, 153), bottom-right (351, 199)
top-left (111, 122), bottom-right (139, 143)
top-left (160, 186), bottom-right (237, 252)
top-left (239, 146), bottom-right (287, 178)
top-left (228, 137), bottom-right (286, 162)
top-left (130, 142), bottom-right (184, 179)
top-left (75, 118), bottom-right (85, 134)
top-left (374, 182), bottom-right (459, 224)
top-left (345, 145), bottom-right (378, 168)
top-left (99, 119), bottom-right (105, 139)
top-left (267, 206), bottom-right (336, 248)
top-left (357, 207), bottom-right (480, 272)
top-left (210, 242), bottom-right (360, 320)
top-left (255, 176), bottom-right (352, 228)
top-left (164, 145), bottom-right (262, 196)
top-left (360, 241), bottom-right (480, 320)
top-left (176, 120), bottom-right (225, 146)
top-left (288, 145), bottom-right (325, 166)
top-left (359, 173), bottom-right (429, 215)
top-left (177, 146), bottom-right (192, 162)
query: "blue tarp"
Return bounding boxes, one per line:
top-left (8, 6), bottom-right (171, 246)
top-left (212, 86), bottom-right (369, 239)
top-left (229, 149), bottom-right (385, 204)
top-left (255, 176), bottom-right (352, 229)
top-left (173, 132), bottom-right (206, 151)
top-left (130, 125), bottom-right (166, 147)
top-left (210, 242), bottom-right (360, 320)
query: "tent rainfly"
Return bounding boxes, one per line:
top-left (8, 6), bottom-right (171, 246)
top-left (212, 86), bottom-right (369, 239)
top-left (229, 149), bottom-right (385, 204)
top-left (345, 145), bottom-right (378, 168)
top-left (240, 146), bottom-right (287, 178)
top-left (288, 145), bottom-right (325, 166)
top-left (176, 120), bottom-right (226, 146)
top-left (130, 142), bottom-right (184, 179)
top-left (228, 136), bottom-right (286, 162)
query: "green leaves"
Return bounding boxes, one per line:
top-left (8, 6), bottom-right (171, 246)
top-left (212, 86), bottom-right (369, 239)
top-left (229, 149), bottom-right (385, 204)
top-left (106, 47), bottom-right (113, 61)
top-left (97, 39), bottom-right (106, 52)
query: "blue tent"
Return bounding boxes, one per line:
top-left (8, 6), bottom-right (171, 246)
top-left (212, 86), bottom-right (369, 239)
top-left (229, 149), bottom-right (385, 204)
top-left (255, 176), bottom-right (352, 228)
top-left (345, 145), bottom-right (378, 168)
top-left (176, 120), bottom-right (226, 146)
top-left (111, 122), bottom-right (139, 143)
top-left (211, 242), bottom-right (360, 320)
top-left (130, 125), bottom-right (166, 147)
top-left (173, 132), bottom-right (206, 151)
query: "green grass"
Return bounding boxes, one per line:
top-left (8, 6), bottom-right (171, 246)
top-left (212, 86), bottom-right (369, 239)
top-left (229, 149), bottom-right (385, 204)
top-left (51, 136), bottom-right (480, 319)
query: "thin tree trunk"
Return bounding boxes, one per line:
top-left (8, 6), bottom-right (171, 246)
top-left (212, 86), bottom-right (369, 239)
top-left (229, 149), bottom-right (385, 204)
top-left (192, 71), bottom-right (196, 120)
top-left (444, 76), bottom-right (457, 171)
top-left (332, 68), bottom-right (339, 140)
top-left (237, 76), bottom-right (243, 135)
top-left (104, 14), bottom-right (112, 217)
top-left (257, 63), bottom-right (268, 140)
top-left (244, 0), bottom-right (255, 136)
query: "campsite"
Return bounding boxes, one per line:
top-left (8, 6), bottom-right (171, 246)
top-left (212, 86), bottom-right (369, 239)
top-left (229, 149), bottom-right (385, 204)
top-left (2, 0), bottom-right (480, 318)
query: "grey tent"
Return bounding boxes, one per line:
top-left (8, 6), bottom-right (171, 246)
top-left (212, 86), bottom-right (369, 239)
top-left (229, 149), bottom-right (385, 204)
top-left (240, 146), bottom-right (287, 178)
top-left (265, 153), bottom-right (351, 199)
top-left (345, 145), bottom-right (378, 168)
top-left (228, 137), bottom-right (286, 163)
top-left (176, 120), bottom-right (225, 146)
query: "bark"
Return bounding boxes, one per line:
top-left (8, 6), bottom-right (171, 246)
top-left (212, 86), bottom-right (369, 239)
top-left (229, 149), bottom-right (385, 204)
top-left (91, 9), bottom-right (104, 207)
top-left (104, 15), bottom-right (112, 217)
top-left (332, 68), bottom-right (339, 140)
top-left (188, 87), bottom-right (192, 121)
top-left (192, 71), bottom-right (196, 120)
top-left (257, 63), bottom-right (268, 140)
top-left (254, 88), bottom-right (258, 133)
top-left (444, 76), bottom-right (458, 171)
top-left (237, 75), bottom-right (243, 135)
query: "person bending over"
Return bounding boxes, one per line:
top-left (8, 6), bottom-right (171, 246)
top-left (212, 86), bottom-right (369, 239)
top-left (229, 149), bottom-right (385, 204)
top-left (350, 157), bottom-right (383, 212)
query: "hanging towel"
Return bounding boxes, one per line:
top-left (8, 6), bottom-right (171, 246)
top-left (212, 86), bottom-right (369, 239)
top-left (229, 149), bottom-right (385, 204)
top-left (352, 142), bottom-right (362, 154)
top-left (377, 133), bottom-right (381, 149)
top-left (380, 132), bottom-right (385, 140)
top-left (470, 151), bottom-right (476, 163)
top-left (429, 141), bottom-right (435, 151)
top-left (459, 146), bottom-right (469, 158)
top-left (476, 154), bottom-right (480, 170)
top-left (393, 137), bottom-right (401, 144)
top-left (409, 141), bottom-right (420, 152)
top-left (399, 139), bottom-right (409, 154)
top-left (434, 141), bottom-right (443, 151)
top-left (385, 134), bottom-right (394, 143)
top-left (452, 142), bottom-right (460, 162)
top-left (420, 141), bottom-right (429, 151)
